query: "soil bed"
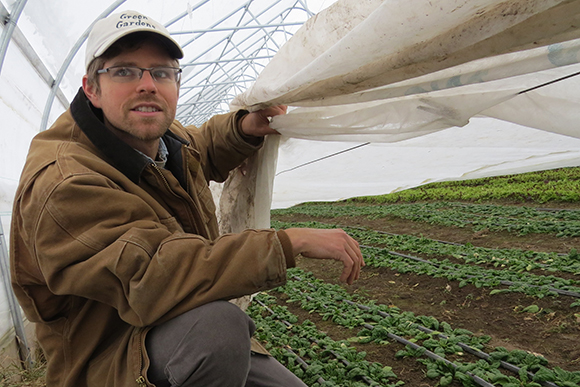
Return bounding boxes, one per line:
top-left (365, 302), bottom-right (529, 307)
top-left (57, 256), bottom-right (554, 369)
top-left (271, 207), bottom-right (580, 386)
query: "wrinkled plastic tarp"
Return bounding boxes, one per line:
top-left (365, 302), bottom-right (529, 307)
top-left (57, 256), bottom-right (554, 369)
top-left (221, 0), bottom-right (580, 230)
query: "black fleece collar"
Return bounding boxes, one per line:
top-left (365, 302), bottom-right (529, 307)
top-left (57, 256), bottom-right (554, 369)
top-left (70, 88), bottom-right (189, 187)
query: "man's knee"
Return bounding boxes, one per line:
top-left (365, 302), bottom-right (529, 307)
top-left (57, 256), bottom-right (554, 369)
top-left (201, 300), bottom-right (253, 325)
top-left (147, 301), bottom-right (255, 386)
top-left (196, 301), bottom-right (256, 352)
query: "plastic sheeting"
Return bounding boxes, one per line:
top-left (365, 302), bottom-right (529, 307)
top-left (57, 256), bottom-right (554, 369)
top-left (222, 0), bottom-right (580, 224)
top-left (232, 0), bottom-right (580, 109)
top-left (272, 122), bottom-right (580, 208)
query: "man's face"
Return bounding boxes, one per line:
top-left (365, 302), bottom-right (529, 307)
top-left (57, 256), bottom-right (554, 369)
top-left (83, 41), bottom-right (180, 146)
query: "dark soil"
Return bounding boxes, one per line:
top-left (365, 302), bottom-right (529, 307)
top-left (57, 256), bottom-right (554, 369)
top-left (270, 209), bottom-right (580, 387)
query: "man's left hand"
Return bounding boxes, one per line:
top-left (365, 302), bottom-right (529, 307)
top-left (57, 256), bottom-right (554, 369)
top-left (240, 105), bottom-right (287, 137)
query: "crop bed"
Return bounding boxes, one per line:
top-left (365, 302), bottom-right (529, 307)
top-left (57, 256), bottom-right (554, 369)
top-left (257, 194), bottom-right (580, 386)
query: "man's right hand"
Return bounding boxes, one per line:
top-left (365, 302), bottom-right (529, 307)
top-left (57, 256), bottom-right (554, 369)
top-left (283, 228), bottom-right (365, 285)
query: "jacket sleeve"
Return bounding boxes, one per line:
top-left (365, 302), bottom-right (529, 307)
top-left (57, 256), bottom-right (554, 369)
top-left (18, 169), bottom-right (288, 327)
top-left (178, 110), bottom-right (262, 183)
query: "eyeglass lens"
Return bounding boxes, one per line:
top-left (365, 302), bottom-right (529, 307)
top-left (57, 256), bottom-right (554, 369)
top-left (103, 66), bottom-right (181, 83)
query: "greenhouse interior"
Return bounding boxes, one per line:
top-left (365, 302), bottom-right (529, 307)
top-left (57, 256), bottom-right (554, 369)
top-left (1, 0), bottom-right (580, 381)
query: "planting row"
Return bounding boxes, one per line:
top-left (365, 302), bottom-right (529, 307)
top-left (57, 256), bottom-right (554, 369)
top-left (247, 292), bottom-right (402, 387)
top-left (272, 202), bottom-right (580, 236)
top-left (272, 220), bottom-right (580, 275)
top-left (345, 167), bottom-right (580, 204)
top-left (360, 246), bottom-right (580, 307)
top-left (272, 221), bottom-right (580, 307)
top-left (273, 268), bottom-right (580, 387)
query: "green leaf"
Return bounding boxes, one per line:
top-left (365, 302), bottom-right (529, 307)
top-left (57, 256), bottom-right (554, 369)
top-left (440, 375), bottom-right (453, 386)
top-left (522, 305), bottom-right (540, 313)
top-left (532, 367), bottom-right (554, 382)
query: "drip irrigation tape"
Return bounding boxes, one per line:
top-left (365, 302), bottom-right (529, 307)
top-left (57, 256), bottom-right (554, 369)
top-left (288, 284), bottom-right (495, 387)
top-left (365, 229), bottom-right (564, 257)
top-left (254, 299), bottom-right (328, 385)
top-left (338, 298), bottom-right (558, 387)
top-left (292, 275), bottom-right (559, 387)
top-left (345, 225), bottom-right (464, 246)
top-left (535, 207), bottom-right (580, 213)
top-left (254, 298), bottom-right (377, 386)
top-left (285, 346), bottom-right (327, 385)
top-left (337, 224), bottom-right (568, 266)
top-left (360, 322), bottom-right (495, 387)
top-left (309, 336), bottom-right (377, 386)
top-left (294, 275), bottom-right (557, 387)
top-left (360, 245), bottom-right (580, 298)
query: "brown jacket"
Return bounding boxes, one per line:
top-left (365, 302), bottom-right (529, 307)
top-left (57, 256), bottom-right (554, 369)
top-left (10, 89), bottom-right (294, 387)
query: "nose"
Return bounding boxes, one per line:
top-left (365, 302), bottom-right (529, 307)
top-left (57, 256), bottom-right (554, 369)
top-left (136, 69), bottom-right (157, 93)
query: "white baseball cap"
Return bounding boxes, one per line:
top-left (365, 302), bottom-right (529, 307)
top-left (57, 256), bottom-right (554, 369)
top-left (85, 10), bottom-right (184, 70)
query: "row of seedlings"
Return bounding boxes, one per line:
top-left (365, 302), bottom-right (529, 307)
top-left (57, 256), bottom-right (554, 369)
top-left (247, 292), bottom-right (403, 387)
top-left (272, 220), bottom-right (580, 275)
top-left (271, 202), bottom-right (580, 236)
top-left (272, 221), bottom-right (580, 307)
top-left (276, 268), bottom-right (580, 387)
top-left (360, 245), bottom-right (580, 307)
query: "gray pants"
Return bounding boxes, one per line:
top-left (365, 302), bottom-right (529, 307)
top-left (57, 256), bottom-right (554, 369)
top-left (145, 301), bottom-right (307, 387)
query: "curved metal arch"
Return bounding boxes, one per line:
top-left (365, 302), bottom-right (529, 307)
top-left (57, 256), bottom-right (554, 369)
top-left (285, 4), bottom-right (316, 18)
top-left (35, 0), bottom-right (316, 130)
top-left (0, 0), bottom-right (27, 73)
top-left (0, 0), bottom-right (34, 370)
top-left (39, 0), bottom-right (128, 132)
top-left (174, 0), bottom-right (315, 125)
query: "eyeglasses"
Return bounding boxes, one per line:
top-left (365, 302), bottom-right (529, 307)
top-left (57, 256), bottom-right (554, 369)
top-left (97, 66), bottom-right (182, 84)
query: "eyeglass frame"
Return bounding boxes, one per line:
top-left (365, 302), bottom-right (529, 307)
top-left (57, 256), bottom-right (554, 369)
top-left (97, 66), bottom-right (182, 84)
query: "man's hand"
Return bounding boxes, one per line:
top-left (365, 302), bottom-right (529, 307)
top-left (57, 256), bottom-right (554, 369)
top-left (284, 228), bottom-right (365, 285)
top-left (240, 105), bottom-right (287, 137)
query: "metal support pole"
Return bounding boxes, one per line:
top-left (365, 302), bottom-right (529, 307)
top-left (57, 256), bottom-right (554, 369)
top-left (39, 0), bottom-right (127, 132)
top-left (0, 221), bottom-right (32, 369)
top-left (0, 0), bottom-right (28, 74)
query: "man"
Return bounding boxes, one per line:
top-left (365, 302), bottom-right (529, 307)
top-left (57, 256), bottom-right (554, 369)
top-left (10, 10), bottom-right (363, 387)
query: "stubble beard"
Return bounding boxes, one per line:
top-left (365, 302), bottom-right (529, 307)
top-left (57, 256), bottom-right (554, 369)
top-left (122, 115), bottom-right (173, 142)
top-left (113, 101), bottom-right (176, 143)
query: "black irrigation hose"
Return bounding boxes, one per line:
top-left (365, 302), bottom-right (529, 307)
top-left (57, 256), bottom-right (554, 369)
top-left (254, 299), bottom-right (328, 385)
top-left (360, 321), bottom-right (496, 387)
top-left (308, 336), bottom-right (377, 386)
top-left (336, 224), bottom-right (568, 261)
top-left (285, 346), bottom-right (327, 385)
top-left (360, 244), bottom-right (580, 298)
top-left (346, 225), bottom-right (464, 246)
top-left (286, 287), bottom-right (495, 387)
top-left (292, 277), bottom-right (559, 387)
top-left (348, 204), bottom-right (580, 238)
top-left (254, 298), bottom-right (377, 386)
top-left (451, 203), bottom-right (580, 215)
top-left (339, 299), bottom-right (558, 387)
top-left (358, 225), bottom-right (568, 257)
top-left (535, 207), bottom-right (580, 213)
top-left (451, 211), bottom-right (573, 226)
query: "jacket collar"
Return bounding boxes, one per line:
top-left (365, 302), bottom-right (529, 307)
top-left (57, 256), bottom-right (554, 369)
top-left (70, 88), bottom-right (188, 186)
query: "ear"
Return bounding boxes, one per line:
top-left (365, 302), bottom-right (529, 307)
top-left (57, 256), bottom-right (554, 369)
top-left (82, 75), bottom-right (102, 108)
